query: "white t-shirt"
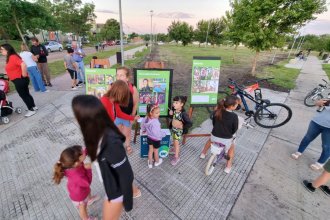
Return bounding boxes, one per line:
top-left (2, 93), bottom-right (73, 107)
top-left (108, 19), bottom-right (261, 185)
top-left (19, 51), bottom-right (37, 67)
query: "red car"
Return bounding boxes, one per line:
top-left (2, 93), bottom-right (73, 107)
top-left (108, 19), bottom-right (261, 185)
top-left (107, 41), bottom-right (115, 46)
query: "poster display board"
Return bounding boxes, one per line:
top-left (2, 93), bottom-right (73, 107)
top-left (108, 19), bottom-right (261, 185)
top-left (140, 129), bottom-right (171, 158)
top-left (190, 56), bottom-right (221, 106)
top-left (85, 68), bottom-right (116, 98)
top-left (134, 68), bottom-right (173, 116)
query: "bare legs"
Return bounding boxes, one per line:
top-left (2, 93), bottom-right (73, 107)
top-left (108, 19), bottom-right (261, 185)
top-left (312, 171), bottom-right (330, 188)
top-left (148, 145), bottom-right (160, 163)
top-left (78, 204), bottom-right (88, 220)
top-left (102, 200), bottom-right (123, 220)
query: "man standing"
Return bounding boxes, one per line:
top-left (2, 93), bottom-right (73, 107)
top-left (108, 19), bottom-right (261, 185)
top-left (30, 37), bottom-right (52, 86)
top-left (72, 41), bottom-right (86, 84)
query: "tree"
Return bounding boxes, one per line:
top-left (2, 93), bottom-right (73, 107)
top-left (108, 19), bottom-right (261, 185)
top-left (53, 0), bottom-right (95, 38)
top-left (230, 0), bottom-right (327, 75)
top-left (207, 18), bottom-right (226, 47)
top-left (156, 33), bottom-right (168, 42)
top-left (194, 20), bottom-right (209, 46)
top-left (168, 21), bottom-right (194, 46)
top-left (100, 19), bottom-right (120, 41)
top-left (129, 32), bottom-right (138, 40)
top-left (0, 0), bottom-right (55, 44)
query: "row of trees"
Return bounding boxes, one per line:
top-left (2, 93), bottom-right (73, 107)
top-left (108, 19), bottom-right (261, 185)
top-left (0, 0), bottom-right (95, 44)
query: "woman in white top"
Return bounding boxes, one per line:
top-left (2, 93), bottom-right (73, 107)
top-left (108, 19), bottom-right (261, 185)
top-left (20, 44), bottom-right (48, 92)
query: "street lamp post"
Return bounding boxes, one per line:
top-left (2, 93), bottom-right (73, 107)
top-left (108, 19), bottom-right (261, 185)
top-left (150, 10), bottom-right (153, 53)
top-left (119, 0), bottom-right (124, 65)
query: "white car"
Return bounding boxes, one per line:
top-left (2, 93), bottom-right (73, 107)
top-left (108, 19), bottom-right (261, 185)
top-left (44, 41), bottom-right (63, 52)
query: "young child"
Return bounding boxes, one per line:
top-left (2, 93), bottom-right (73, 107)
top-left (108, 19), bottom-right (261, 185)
top-left (200, 95), bottom-right (239, 174)
top-left (115, 67), bottom-right (139, 155)
top-left (141, 104), bottom-right (166, 168)
top-left (64, 48), bottom-right (80, 90)
top-left (53, 145), bottom-right (99, 220)
top-left (169, 96), bottom-right (193, 166)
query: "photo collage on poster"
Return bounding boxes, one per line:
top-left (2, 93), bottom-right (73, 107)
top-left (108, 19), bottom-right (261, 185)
top-left (192, 66), bottom-right (220, 93)
top-left (138, 78), bottom-right (167, 105)
top-left (85, 68), bottom-right (116, 98)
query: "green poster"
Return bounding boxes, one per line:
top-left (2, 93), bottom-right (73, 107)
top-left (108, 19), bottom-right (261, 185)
top-left (134, 69), bottom-right (173, 116)
top-left (190, 57), bottom-right (221, 105)
top-left (85, 68), bottom-right (116, 98)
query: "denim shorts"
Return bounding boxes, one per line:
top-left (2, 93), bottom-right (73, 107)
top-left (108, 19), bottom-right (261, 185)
top-left (104, 195), bottom-right (123, 203)
top-left (115, 118), bottom-right (131, 127)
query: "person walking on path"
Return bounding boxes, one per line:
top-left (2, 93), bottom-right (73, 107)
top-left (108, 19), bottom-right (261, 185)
top-left (303, 159), bottom-right (330, 196)
top-left (1, 43), bottom-right (37, 117)
top-left (19, 44), bottom-right (48, 93)
top-left (64, 48), bottom-right (80, 90)
top-left (72, 95), bottom-right (135, 220)
top-left (30, 37), bottom-right (52, 87)
top-left (72, 41), bottom-right (86, 84)
top-left (291, 99), bottom-right (330, 171)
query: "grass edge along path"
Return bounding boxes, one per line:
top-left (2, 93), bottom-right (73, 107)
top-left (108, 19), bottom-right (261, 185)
top-left (323, 64), bottom-right (330, 79)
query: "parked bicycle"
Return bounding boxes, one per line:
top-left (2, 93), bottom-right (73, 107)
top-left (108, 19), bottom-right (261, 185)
top-left (304, 79), bottom-right (329, 107)
top-left (219, 78), bottom-right (293, 128)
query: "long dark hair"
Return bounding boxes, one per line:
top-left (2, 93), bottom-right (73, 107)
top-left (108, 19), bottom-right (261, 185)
top-left (173, 96), bottom-right (188, 111)
top-left (214, 95), bottom-right (239, 120)
top-left (72, 95), bottom-right (125, 161)
top-left (1, 43), bottom-right (20, 63)
top-left (53, 145), bottom-right (83, 184)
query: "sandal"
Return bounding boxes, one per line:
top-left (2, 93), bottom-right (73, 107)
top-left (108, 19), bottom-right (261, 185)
top-left (291, 152), bottom-right (302, 160)
top-left (126, 145), bottom-right (133, 155)
top-left (310, 162), bottom-right (323, 171)
top-left (133, 189), bottom-right (142, 199)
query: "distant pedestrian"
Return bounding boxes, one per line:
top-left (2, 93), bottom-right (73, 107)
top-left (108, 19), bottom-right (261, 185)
top-left (291, 99), bottom-right (330, 171)
top-left (53, 145), bottom-right (99, 220)
top-left (302, 159), bottom-right (330, 196)
top-left (200, 96), bottom-right (239, 173)
top-left (72, 41), bottom-right (86, 85)
top-left (64, 48), bottom-right (80, 90)
top-left (19, 43), bottom-right (48, 93)
top-left (168, 96), bottom-right (193, 166)
top-left (141, 103), bottom-right (166, 168)
top-left (30, 37), bottom-right (52, 86)
top-left (72, 95), bottom-right (135, 219)
top-left (0, 43), bottom-right (37, 117)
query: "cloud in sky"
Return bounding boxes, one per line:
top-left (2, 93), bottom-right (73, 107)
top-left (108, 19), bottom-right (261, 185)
top-left (95, 9), bottom-right (118, 14)
top-left (301, 19), bottom-right (330, 35)
top-left (156, 12), bottom-right (195, 19)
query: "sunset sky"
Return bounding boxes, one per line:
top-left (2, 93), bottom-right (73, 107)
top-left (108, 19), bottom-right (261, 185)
top-left (83, 0), bottom-right (330, 35)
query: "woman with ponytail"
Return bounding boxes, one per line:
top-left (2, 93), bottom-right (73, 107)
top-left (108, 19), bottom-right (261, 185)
top-left (53, 145), bottom-right (98, 220)
top-left (200, 95), bottom-right (239, 174)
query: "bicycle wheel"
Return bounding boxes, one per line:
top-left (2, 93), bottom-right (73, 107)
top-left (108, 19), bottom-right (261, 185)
top-left (205, 154), bottom-right (217, 176)
top-left (254, 103), bottom-right (292, 128)
top-left (304, 92), bottom-right (323, 107)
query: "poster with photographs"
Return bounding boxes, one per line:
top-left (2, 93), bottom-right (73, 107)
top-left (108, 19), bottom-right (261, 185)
top-left (190, 56), bottom-right (221, 105)
top-left (85, 68), bottom-right (116, 98)
top-left (134, 69), bottom-right (173, 116)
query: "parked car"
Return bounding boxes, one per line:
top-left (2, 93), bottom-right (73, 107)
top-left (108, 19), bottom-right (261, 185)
top-left (44, 41), bottom-right (63, 52)
top-left (107, 40), bottom-right (115, 46)
top-left (115, 40), bottom-right (128, 45)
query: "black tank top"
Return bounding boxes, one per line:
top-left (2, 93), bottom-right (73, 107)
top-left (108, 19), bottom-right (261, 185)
top-left (120, 83), bottom-right (134, 115)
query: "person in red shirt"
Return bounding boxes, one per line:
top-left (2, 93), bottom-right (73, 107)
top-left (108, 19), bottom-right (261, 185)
top-left (1, 43), bottom-right (37, 117)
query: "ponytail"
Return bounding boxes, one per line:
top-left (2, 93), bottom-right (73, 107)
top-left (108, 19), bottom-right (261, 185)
top-left (53, 162), bottom-right (64, 184)
top-left (214, 95), bottom-right (239, 120)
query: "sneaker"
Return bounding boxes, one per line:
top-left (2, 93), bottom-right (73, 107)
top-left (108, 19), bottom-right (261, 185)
top-left (87, 195), bottom-right (100, 206)
top-left (224, 166), bottom-right (232, 174)
top-left (320, 185), bottom-right (330, 196)
top-left (291, 152), bottom-right (302, 160)
top-left (71, 86), bottom-right (77, 90)
top-left (310, 162), bottom-right (323, 171)
top-left (47, 83), bottom-right (53, 87)
top-left (200, 153), bottom-right (206, 159)
top-left (32, 106), bottom-right (38, 111)
top-left (24, 110), bottom-right (36, 117)
top-left (148, 160), bottom-right (153, 168)
top-left (171, 157), bottom-right (180, 166)
top-left (302, 180), bottom-right (316, 193)
top-left (154, 158), bottom-right (163, 167)
top-left (76, 84), bottom-right (83, 88)
top-left (78, 81), bottom-right (83, 85)
top-left (42, 90), bottom-right (50, 93)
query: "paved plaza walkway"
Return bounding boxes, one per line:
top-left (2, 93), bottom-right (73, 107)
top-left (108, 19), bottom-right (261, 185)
top-left (0, 55), bottom-right (329, 219)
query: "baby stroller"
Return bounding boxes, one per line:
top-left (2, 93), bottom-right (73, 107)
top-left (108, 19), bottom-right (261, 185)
top-left (0, 73), bottom-right (22, 124)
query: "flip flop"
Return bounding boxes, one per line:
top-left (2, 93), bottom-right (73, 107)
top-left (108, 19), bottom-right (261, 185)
top-left (126, 145), bottom-right (133, 155)
top-left (133, 189), bottom-right (141, 199)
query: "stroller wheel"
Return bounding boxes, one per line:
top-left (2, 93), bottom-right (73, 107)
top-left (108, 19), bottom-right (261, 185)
top-left (2, 117), bottom-right (9, 124)
top-left (15, 108), bottom-right (22, 114)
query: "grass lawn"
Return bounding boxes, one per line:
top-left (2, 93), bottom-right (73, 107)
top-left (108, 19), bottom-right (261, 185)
top-left (323, 64), bottom-right (330, 79)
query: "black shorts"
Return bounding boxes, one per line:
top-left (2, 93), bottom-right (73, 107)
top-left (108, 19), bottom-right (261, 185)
top-left (147, 137), bottom-right (161, 149)
top-left (67, 69), bottom-right (77, 79)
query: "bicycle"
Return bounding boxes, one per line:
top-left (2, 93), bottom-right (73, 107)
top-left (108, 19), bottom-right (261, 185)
top-left (223, 78), bottom-right (292, 128)
top-left (205, 116), bottom-right (253, 176)
top-left (304, 79), bottom-right (329, 107)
